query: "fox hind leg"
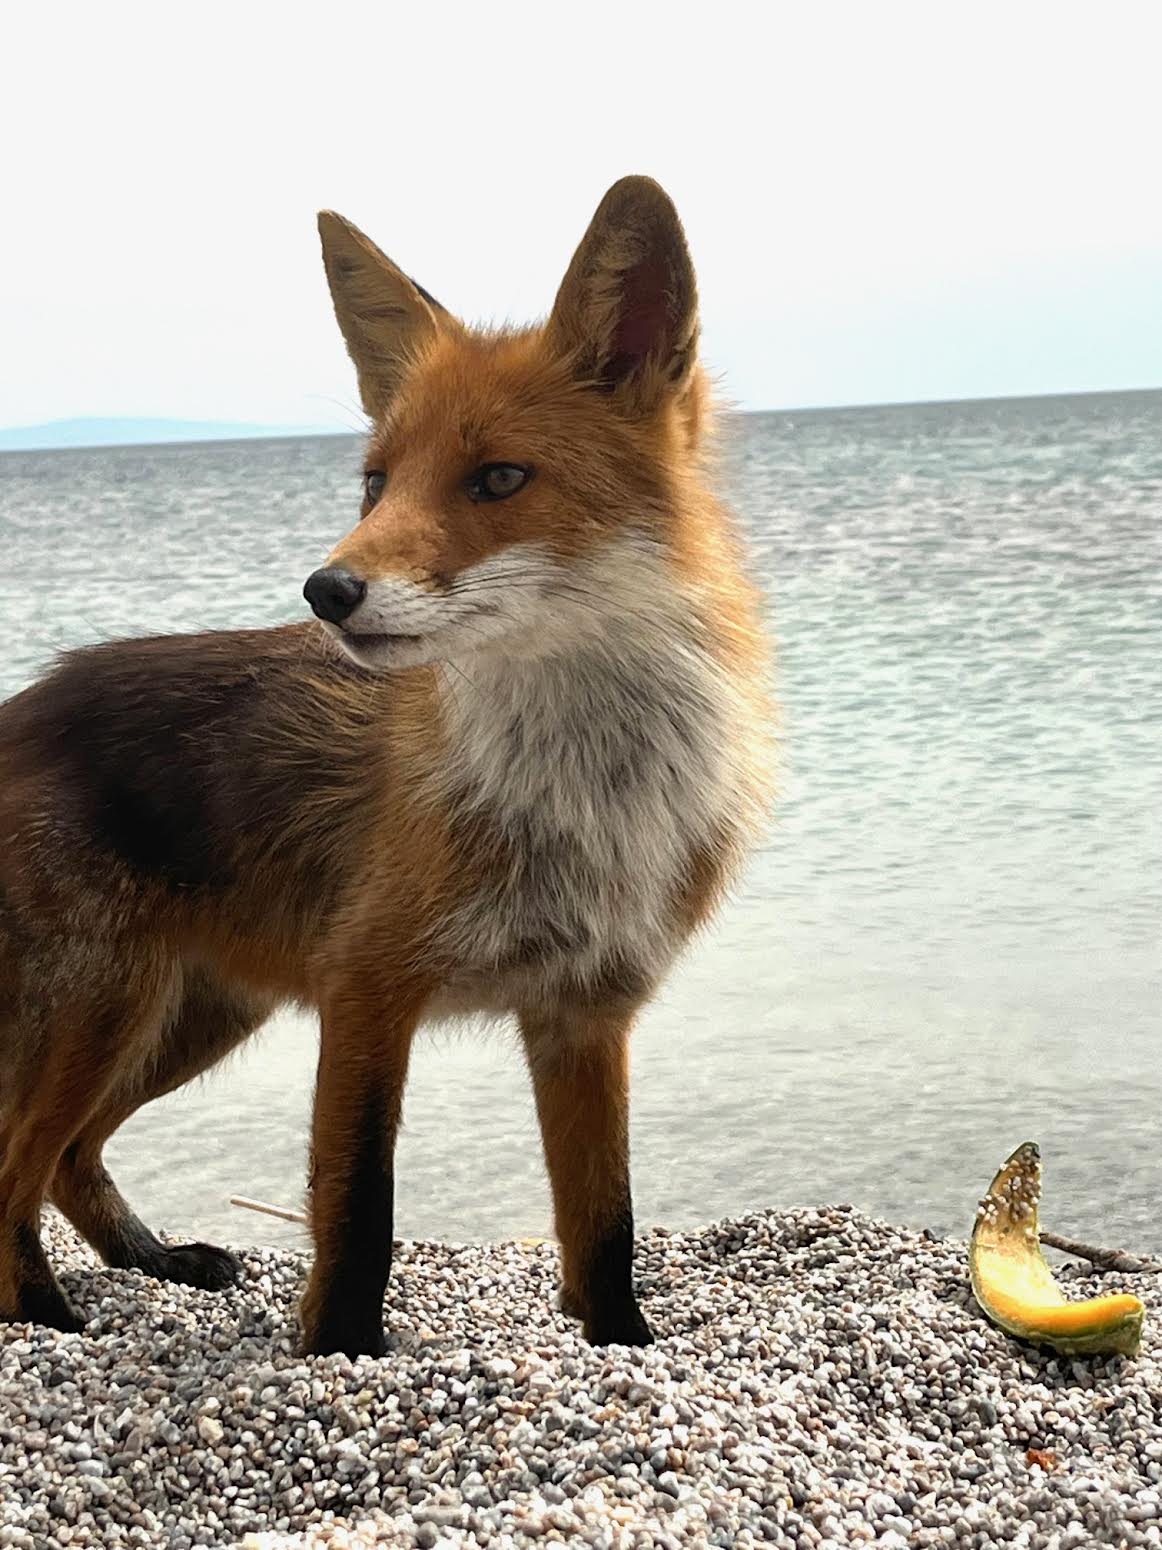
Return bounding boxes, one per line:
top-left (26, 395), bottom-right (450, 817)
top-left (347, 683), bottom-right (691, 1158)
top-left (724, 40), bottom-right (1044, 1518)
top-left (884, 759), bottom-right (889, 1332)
top-left (51, 969), bottom-right (273, 1291)
top-left (0, 950), bottom-right (174, 1331)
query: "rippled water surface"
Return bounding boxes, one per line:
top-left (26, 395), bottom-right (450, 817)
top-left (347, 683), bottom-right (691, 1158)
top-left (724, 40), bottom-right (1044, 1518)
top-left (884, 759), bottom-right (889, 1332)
top-left (1, 391), bottom-right (1159, 1252)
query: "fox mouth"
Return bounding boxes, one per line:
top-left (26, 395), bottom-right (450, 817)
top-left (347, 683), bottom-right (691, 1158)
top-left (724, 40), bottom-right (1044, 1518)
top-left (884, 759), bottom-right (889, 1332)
top-left (323, 622), bottom-right (438, 672)
top-left (343, 631), bottom-right (422, 648)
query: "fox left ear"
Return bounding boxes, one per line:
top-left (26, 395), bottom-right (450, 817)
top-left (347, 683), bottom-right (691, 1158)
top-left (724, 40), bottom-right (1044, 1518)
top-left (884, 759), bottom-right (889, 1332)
top-left (547, 176), bottom-right (699, 412)
top-left (318, 211), bottom-right (448, 418)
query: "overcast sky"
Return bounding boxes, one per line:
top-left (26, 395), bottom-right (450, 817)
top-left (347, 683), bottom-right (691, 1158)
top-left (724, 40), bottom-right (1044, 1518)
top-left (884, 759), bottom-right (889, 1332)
top-left (3, 2), bottom-right (1160, 428)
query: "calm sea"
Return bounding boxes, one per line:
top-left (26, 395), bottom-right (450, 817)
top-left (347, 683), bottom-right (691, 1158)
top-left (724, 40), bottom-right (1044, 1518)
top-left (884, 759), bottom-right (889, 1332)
top-left (1, 390), bottom-right (1159, 1253)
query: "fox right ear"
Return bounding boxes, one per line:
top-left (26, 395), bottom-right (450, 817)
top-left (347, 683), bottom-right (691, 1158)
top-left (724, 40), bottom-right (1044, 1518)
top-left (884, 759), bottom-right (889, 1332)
top-left (317, 211), bottom-right (445, 418)
top-left (547, 176), bottom-right (699, 415)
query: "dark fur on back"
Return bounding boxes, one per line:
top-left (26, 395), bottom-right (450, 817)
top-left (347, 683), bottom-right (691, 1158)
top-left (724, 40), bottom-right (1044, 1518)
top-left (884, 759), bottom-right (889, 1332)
top-left (0, 623), bottom-right (388, 960)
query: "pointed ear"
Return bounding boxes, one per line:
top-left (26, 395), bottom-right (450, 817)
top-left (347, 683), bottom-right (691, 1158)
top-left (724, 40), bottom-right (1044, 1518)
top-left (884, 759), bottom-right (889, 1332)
top-left (547, 176), bottom-right (699, 411)
top-left (317, 211), bottom-right (447, 417)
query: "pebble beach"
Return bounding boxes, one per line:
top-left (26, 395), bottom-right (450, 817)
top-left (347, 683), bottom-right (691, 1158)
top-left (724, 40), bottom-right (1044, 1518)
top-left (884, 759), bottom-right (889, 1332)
top-left (2, 1207), bottom-right (1160, 1549)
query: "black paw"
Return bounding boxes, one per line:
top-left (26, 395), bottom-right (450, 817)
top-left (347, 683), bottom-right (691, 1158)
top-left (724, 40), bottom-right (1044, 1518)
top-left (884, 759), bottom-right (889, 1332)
top-left (151, 1242), bottom-right (242, 1291)
top-left (584, 1299), bottom-right (654, 1347)
top-left (301, 1319), bottom-right (388, 1359)
top-left (12, 1284), bottom-right (86, 1334)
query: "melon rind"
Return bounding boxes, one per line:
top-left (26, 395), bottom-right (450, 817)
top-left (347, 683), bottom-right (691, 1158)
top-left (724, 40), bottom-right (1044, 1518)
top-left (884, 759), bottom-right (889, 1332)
top-left (969, 1141), bottom-right (1145, 1358)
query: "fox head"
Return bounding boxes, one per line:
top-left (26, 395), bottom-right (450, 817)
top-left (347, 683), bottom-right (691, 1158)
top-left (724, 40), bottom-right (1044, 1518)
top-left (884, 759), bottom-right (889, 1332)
top-left (305, 176), bottom-right (710, 671)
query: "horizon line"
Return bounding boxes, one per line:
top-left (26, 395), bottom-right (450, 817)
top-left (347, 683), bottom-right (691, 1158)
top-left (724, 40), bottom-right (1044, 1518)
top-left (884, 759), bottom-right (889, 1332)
top-left (2, 381), bottom-right (1159, 454)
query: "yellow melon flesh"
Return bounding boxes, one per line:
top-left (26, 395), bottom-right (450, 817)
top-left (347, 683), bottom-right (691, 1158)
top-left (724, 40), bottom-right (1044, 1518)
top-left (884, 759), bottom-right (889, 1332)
top-left (969, 1142), bottom-right (1145, 1358)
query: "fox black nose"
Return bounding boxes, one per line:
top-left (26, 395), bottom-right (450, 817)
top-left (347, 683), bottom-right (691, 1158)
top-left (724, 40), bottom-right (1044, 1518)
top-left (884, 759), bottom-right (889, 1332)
top-left (303, 567), bottom-right (367, 624)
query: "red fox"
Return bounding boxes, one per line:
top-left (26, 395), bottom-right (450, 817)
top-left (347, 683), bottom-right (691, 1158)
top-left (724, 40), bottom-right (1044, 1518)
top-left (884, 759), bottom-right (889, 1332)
top-left (0, 176), bottom-right (770, 1356)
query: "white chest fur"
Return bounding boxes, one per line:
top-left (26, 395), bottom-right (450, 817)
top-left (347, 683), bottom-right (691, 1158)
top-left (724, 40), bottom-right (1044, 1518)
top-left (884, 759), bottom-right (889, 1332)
top-left (431, 560), bottom-right (751, 1011)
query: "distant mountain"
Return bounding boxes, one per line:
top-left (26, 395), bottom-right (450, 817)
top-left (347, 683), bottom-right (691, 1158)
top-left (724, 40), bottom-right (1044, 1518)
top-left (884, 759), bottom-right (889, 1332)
top-left (0, 417), bottom-right (354, 452)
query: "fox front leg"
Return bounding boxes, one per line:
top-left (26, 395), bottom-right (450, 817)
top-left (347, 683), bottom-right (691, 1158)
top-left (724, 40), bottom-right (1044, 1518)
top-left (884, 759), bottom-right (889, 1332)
top-left (300, 979), bottom-right (428, 1358)
top-left (520, 1005), bottom-right (652, 1346)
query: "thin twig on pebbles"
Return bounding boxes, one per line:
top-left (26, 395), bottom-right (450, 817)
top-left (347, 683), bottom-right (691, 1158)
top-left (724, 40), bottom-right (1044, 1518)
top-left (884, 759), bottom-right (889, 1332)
top-left (229, 1195), bottom-right (308, 1225)
top-left (1040, 1230), bottom-right (1162, 1274)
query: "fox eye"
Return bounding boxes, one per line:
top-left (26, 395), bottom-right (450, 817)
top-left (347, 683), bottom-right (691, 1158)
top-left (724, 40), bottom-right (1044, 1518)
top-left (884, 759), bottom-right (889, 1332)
top-left (466, 463), bottom-right (532, 502)
top-left (363, 470), bottom-right (387, 506)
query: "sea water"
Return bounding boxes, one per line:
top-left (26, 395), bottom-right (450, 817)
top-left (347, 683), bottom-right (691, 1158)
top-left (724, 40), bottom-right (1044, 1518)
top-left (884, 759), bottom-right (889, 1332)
top-left (1, 390), bottom-right (1158, 1250)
